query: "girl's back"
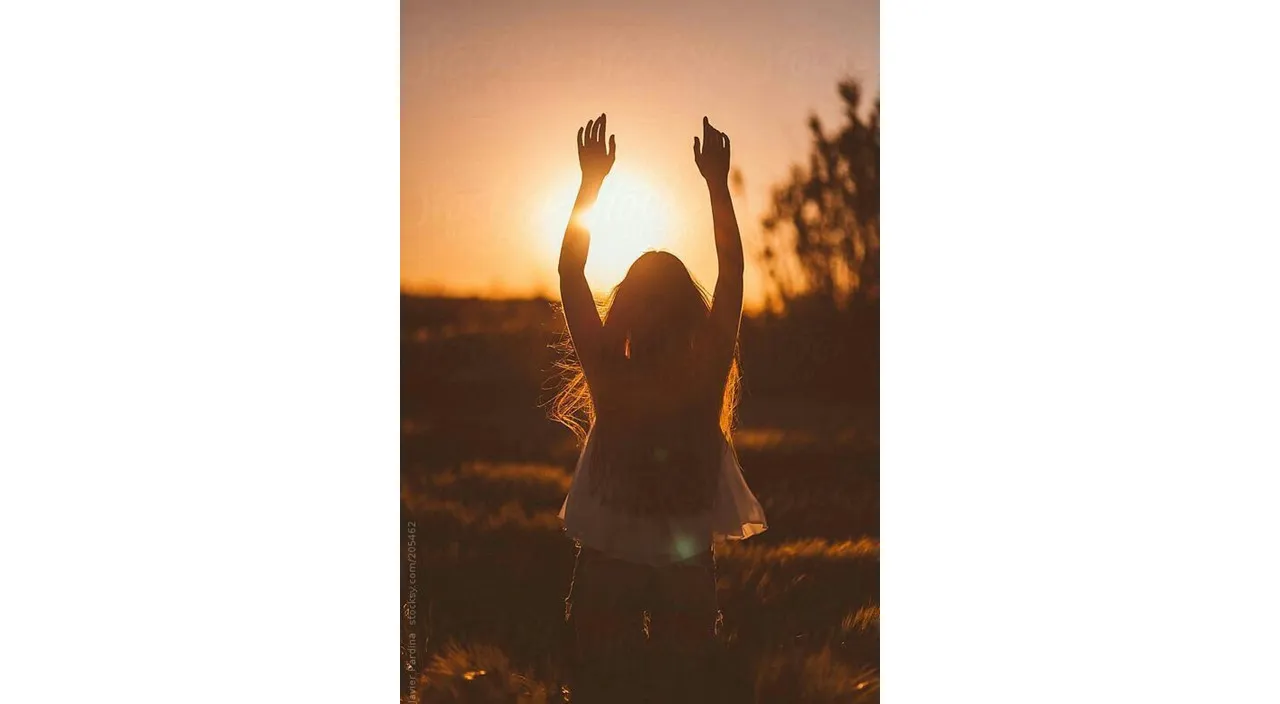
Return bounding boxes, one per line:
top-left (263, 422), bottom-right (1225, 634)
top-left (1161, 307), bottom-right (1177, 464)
top-left (587, 356), bottom-right (724, 516)
top-left (558, 329), bottom-right (765, 565)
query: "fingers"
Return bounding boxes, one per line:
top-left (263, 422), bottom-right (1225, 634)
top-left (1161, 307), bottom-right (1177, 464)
top-left (701, 116), bottom-right (731, 158)
top-left (693, 136), bottom-right (701, 163)
top-left (608, 133), bottom-right (616, 160)
top-left (581, 113), bottom-right (609, 149)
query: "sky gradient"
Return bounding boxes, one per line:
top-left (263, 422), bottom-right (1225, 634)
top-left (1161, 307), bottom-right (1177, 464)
top-left (402, 0), bottom-right (878, 306)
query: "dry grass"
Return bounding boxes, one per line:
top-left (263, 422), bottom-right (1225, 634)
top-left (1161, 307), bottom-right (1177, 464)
top-left (408, 497), bottom-right (563, 534)
top-left (717, 537), bottom-right (880, 564)
top-left (419, 641), bottom-right (552, 704)
top-left (754, 646), bottom-right (880, 703)
top-left (432, 462), bottom-right (573, 493)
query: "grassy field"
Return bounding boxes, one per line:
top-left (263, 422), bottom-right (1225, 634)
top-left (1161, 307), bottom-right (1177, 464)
top-left (401, 295), bottom-right (879, 702)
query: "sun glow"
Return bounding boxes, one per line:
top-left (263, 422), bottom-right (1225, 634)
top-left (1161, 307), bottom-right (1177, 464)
top-left (539, 169), bottom-right (675, 293)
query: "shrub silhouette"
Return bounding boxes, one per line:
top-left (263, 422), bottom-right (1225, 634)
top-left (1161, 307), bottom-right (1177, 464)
top-left (761, 79), bottom-right (879, 310)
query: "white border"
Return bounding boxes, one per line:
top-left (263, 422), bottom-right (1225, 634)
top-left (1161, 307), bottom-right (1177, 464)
top-left (0, 1), bottom-right (397, 701)
top-left (884, 0), bottom-right (1280, 701)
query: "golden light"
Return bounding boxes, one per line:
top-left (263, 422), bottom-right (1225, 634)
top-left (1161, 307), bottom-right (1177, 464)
top-left (538, 169), bottom-right (675, 293)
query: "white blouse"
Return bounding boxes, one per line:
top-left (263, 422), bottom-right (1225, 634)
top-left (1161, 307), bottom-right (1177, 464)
top-left (559, 432), bottom-right (767, 566)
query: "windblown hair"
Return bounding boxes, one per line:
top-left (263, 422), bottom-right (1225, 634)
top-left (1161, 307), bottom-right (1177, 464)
top-left (547, 291), bottom-right (615, 442)
top-left (548, 251), bottom-right (741, 516)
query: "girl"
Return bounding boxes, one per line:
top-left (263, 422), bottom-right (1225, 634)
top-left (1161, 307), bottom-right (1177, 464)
top-left (552, 113), bottom-right (767, 701)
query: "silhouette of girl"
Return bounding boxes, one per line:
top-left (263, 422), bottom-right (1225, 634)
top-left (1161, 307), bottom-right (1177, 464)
top-left (552, 113), bottom-right (767, 702)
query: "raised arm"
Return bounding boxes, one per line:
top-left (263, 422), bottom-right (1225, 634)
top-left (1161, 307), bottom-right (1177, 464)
top-left (559, 113), bottom-right (616, 379)
top-left (694, 117), bottom-right (744, 373)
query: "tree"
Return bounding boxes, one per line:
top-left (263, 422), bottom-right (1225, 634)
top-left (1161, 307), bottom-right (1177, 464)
top-left (761, 80), bottom-right (879, 309)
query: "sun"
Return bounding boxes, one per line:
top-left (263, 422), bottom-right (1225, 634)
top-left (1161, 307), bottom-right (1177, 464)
top-left (538, 169), bottom-right (674, 293)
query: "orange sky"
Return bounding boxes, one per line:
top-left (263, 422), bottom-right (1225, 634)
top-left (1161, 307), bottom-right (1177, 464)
top-left (402, 0), bottom-right (879, 307)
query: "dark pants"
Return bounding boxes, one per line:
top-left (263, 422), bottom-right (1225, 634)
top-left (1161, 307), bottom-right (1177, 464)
top-left (564, 544), bottom-right (722, 703)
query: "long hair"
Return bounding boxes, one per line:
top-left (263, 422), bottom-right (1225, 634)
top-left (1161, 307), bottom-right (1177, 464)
top-left (549, 251), bottom-right (742, 515)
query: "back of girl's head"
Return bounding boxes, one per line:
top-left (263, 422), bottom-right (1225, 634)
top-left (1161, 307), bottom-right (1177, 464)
top-left (604, 251), bottom-right (708, 362)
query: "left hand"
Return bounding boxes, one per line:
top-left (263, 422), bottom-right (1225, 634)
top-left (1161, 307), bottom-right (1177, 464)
top-left (577, 113), bottom-right (616, 186)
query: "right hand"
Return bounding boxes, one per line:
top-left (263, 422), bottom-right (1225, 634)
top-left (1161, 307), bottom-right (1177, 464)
top-left (693, 116), bottom-right (730, 187)
top-left (577, 113), bottom-right (616, 187)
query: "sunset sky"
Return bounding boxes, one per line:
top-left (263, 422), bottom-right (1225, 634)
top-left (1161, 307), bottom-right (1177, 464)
top-left (402, 0), bottom-right (879, 307)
